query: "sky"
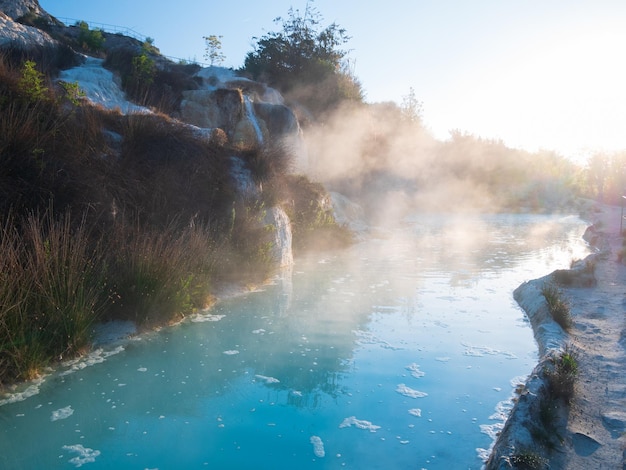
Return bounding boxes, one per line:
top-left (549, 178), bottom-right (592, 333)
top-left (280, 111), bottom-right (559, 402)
top-left (38, 0), bottom-right (626, 163)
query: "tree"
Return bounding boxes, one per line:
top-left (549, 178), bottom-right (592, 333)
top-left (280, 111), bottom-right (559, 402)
top-left (203, 35), bottom-right (226, 66)
top-left (129, 52), bottom-right (155, 104)
top-left (400, 87), bottom-right (423, 125)
top-left (242, 1), bottom-right (362, 117)
top-left (76, 21), bottom-right (104, 52)
top-left (18, 60), bottom-right (48, 102)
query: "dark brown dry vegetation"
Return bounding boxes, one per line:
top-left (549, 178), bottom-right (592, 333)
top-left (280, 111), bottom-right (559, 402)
top-left (0, 45), bottom-right (350, 385)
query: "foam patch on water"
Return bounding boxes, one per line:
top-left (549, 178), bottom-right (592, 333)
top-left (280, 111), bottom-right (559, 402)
top-left (462, 343), bottom-right (517, 359)
top-left (59, 346), bottom-right (125, 377)
top-left (396, 384), bottom-right (428, 398)
top-left (223, 350), bottom-right (239, 355)
top-left (339, 416), bottom-right (381, 432)
top-left (0, 377), bottom-right (44, 406)
top-left (190, 313), bottom-right (225, 323)
top-left (476, 446), bottom-right (491, 462)
top-left (408, 408), bottom-right (422, 417)
top-left (310, 436), bottom-right (325, 457)
top-left (488, 398), bottom-right (515, 422)
top-left (51, 405), bottom-right (74, 421)
top-left (405, 363), bottom-right (425, 378)
top-left (354, 330), bottom-right (401, 350)
top-left (62, 444), bottom-right (101, 467)
top-left (480, 421), bottom-right (504, 442)
top-left (255, 375), bottom-right (280, 384)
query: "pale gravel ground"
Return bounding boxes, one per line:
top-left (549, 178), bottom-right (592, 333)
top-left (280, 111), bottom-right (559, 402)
top-left (486, 201), bottom-right (626, 469)
top-left (558, 202), bottom-right (626, 469)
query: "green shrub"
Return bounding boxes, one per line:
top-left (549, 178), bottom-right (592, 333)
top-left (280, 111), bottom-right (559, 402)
top-left (545, 346), bottom-right (578, 403)
top-left (541, 283), bottom-right (572, 330)
top-left (18, 60), bottom-right (48, 102)
top-left (58, 80), bottom-right (85, 106)
top-left (76, 21), bottom-right (105, 52)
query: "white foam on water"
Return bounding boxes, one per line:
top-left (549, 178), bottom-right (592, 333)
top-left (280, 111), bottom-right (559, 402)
top-left (0, 377), bottom-right (44, 406)
top-left (62, 444), bottom-right (101, 467)
top-left (222, 350), bottom-right (239, 355)
top-left (408, 408), bottom-right (422, 417)
top-left (310, 435), bottom-right (325, 458)
top-left (462, 343), bottom-right (517, 359)
top-left (255, 375), bottom-right (280, 384)
top-left (59, 346), bottom-right (125, 377)
top-left (355, 330), bottom-right (401, 351)
top-left (480, 421), bottom-right (504, 442)
top-left (405, 363), bottom-right (425, 378)
top-left (339, 416), bottom-right (381, 432)
top-left (51, 405), bottom-right (74, 421)
top-left (476, 446), bottom-right (491, 463)
top-left (396, 384), bottom-right (428, 398)
top-left (190, 313), bottom-right (225, 323)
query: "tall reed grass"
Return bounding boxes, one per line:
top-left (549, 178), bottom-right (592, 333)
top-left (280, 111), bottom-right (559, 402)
top-left (0, 211), bottom-right (106, 382)
top-left (105, 221), bottom-right (218, 325)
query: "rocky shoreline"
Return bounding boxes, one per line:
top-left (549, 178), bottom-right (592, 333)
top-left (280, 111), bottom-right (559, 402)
top-left (487, 201), bottom-right (626, 469)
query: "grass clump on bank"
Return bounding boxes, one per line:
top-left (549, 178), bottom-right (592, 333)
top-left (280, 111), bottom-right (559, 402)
top-left (545, 345), bottom-right (578, 404)
top-left (0, 210), bottom-right (107, 382)
top-left (540, 283), bottom-right (572, 330)
top-left (104, 222), bottom-right (217, 326)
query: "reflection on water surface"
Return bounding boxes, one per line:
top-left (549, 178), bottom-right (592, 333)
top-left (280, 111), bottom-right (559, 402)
top-left (0, 213), bottom-right (589, 469)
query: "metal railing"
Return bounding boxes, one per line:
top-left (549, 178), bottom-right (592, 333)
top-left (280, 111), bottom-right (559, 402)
top-left (56, 17), bottom-right (148, 42)
top-left (55, 17), bottom-right (212, 68)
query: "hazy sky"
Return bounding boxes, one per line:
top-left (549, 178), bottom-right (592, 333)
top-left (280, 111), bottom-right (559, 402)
top-left (39, 0), bottom-right (626, 162)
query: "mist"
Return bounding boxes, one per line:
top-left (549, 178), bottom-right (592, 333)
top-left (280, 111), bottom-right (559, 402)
top-left (300, 100), bottom-right (579, 226)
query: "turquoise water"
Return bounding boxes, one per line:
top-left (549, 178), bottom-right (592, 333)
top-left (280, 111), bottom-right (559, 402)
top-left (0, 213), bottom-right (589, 469)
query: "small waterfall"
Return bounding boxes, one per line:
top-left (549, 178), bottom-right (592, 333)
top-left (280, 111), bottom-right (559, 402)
top-left (243, 96), bottom-right (264, 146)
top-left (228, 158), bottom-right (293, 268)
top-left (58, 57), bottom-right (149, 114)
top-left (264, 206), bottom-right (293, 267)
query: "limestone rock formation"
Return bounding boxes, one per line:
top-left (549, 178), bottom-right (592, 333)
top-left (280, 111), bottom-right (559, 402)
top-left (253, 102), bottom-right (299, 139)
top-left (0, 0), bottom-right (51, 20)
top-left (181, 88), bottom-right (243, 131)
top-left (180, 65), bottom-right (302, 152)
top-left (0, 10), bottom-right (56, 48)
top-left (0, 0), bottom-right (58, 48)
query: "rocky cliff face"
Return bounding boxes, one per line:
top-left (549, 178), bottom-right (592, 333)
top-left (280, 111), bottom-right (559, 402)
top-left (0, 0), bottom-right (51, 21)
top-left (0, 11), bottom-right (55, 48)
top-left (0, 0), bottom-right (57, 48)
top-left (180, 67), bottom-right (302, 153)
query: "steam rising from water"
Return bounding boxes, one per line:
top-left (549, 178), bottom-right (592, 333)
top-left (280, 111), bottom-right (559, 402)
top-left (303, 102), bottom-right (571, 225)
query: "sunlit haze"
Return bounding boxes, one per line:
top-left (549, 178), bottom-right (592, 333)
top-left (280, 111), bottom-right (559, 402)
top-left (39, 0), bottom-right (626, 162)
